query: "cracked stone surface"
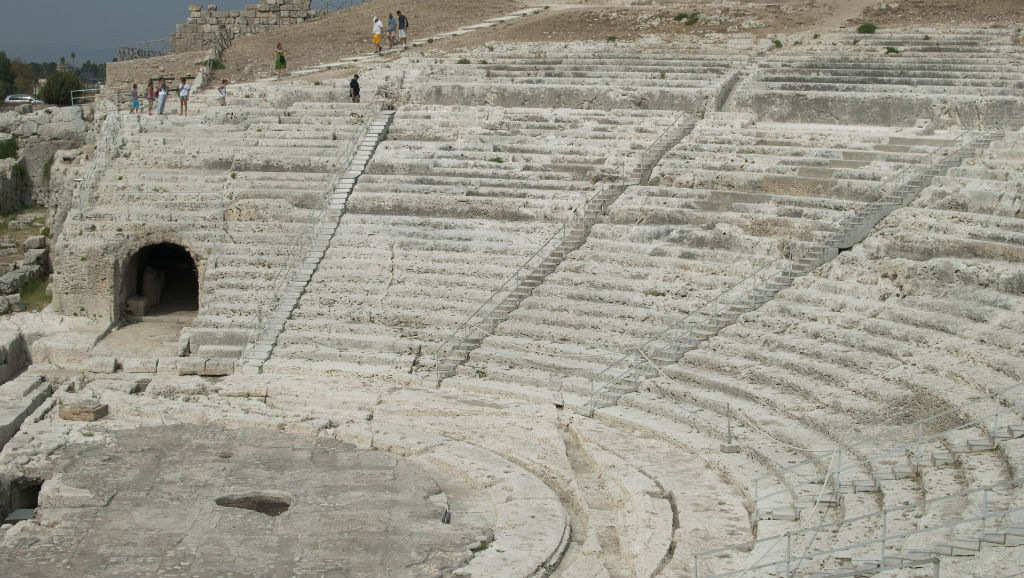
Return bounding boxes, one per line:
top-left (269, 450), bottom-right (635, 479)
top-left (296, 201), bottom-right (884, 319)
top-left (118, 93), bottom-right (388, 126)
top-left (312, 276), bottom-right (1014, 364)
top-left (0, 425), bottom-right (490, 578)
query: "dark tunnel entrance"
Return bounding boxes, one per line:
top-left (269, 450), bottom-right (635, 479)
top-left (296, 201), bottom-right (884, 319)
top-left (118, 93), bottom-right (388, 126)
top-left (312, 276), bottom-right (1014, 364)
top-left (122, 243), bottom-right (199, 319)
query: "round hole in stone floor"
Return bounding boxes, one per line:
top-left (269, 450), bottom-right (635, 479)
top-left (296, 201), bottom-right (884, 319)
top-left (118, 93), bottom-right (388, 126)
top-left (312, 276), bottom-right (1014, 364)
top-left (215, 492), bottom-right (292, 517)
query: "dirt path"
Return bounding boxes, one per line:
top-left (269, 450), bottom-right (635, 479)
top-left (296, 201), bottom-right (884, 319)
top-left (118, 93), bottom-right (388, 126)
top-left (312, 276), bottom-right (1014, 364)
top-left (210, 0), bottom-right (1023, 85)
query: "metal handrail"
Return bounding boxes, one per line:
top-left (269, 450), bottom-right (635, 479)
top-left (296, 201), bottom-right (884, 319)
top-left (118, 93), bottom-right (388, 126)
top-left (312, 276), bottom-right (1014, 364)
top-left (752, 381), bottom-right (1024, 504)
top-left (117, 37), bottom-right (172, 62)
top-left (587, 255), bottom-right (785, 408)
top-left (238, 90), bottom-right (386, 363)
top-left (431, 102), bottom-right (706, 384)
top-left (312, 0), bottom-right (362, 14)
top-left (695, 477), bottom-right (1024, 578)
top-left (639, 100), bottom-right (707, 181)
top-left (430, 161), bottom-right (627, 382)
top-left (76, 104), bottom-right (124, 221)
top-left (585, 112), bottom-right (1017, 414)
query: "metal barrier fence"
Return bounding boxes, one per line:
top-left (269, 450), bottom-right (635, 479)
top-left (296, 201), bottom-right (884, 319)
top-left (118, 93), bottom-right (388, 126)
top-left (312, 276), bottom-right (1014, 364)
top-left (117, 37), bottom-right (172, 62)
top-left (312, 0), bottom-right (365, 14)
top-left (238, 87), bottom-right (388, 364)
top-left (752, 382), bottom-right (1024, 506)
top-left (585, 111), bottom-right (1021, 414)
top-left (695, 478), bottom-right (1024, 578)
top-left (76, 104), bottom-right (125, 220)
top-left (431, 100), bottom-right (704, 385)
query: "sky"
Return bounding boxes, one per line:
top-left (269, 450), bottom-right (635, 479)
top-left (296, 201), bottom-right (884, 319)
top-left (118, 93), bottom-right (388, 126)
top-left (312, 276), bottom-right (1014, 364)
top-left (0, 0), bottom-right (252, 64)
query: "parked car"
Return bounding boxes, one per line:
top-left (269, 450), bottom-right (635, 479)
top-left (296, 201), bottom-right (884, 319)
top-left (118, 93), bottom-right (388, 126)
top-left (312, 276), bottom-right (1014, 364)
top-left (3, 94), bottom-right (44, 105)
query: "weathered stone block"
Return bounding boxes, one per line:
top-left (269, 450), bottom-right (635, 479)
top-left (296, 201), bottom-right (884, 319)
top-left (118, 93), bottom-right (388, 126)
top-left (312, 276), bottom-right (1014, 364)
top-left (126, 296), bottom-right (147, 317)
top-left (23, 236), bottom-right (46, 251)
top-left (202, 357), bottom-right (235, 376)
top-left (58, 401), bottom-right (108, 421)
top-left (177, 357), bottom-right (207, 375)
top-left (156, 357), bottom-right (180, 373)
top-left (84, 356), bottom-right (117, 373)
top-left (122, 358), bottom-right (157, 373)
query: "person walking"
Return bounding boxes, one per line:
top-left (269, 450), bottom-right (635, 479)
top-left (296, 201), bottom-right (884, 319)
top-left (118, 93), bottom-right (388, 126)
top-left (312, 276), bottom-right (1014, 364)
top-left (397, 11), bottom-right (409, 47)
top-left (146, 80), bottom-right (155, 115)
top-left (178, 77), bottom-right (191, 116)
top-left (349, 74), bottom-right (360, 103)
top-left (387, 13), bottom-right (398, 48)
top-left (273, 42), bottom-right (287, 78)
top-left (371, 17), bottom-right (384, 54)
top-left (130, 83), bottom-right (140, 114)
top-left (156, 79), bottom-right (168, 115)
top-left (218, 79), bottom-right (228, 106)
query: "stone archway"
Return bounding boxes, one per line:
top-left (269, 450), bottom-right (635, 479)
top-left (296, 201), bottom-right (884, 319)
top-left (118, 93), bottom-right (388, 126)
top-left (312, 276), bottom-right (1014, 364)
top-left (121, 243), bottom-right (198, 319)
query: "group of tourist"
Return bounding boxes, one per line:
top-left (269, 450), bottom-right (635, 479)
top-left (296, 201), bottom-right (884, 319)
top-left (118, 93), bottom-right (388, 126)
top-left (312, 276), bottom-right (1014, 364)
top-left (372, 11), bottom-right (409, 54)
top-left (128, 76), bottom-right (228, 115)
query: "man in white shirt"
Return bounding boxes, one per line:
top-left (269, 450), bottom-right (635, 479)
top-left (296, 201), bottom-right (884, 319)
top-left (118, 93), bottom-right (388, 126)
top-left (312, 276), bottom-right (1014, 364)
top-left (372, 17), bottom-right (384, 54)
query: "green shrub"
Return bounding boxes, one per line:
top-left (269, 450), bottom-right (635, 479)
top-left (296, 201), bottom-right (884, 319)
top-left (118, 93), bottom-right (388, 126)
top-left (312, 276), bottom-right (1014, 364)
top-left (606, 36), bottom-right (617, 42)
top-left (772, 39), bottom-right (783, 48)
top-left (42, 157), bottom-right (53, 184)
top-left (857, 22), bottom-right (878, 34)
top-left (674, 12), bottom-right (686, 21)
top-left (457, 58), bottom-right (471, 64)
top-left (884, 46), bottom-right (900, 54)
top-left (488, 157), bottom-right (503, 163)
top-left (0, 137), bottom-right (16, 160)
top-left (684, 12), bottom-right (700, 25)
top-left (479, 60), bottom-right (488, 65)
top-left (40, 226), bottom-right (50, 238)
top-left (813, 33), bottom-right (820, 39)
top-left (427, 38), bottom-right (434, 44)
top-left (40, 70), bottom-right (83, 106)
top-left (923, 34), bottom-right (932, 40)
top-left (20, 276), bottom-right (50, 312)
top-left (853, 38), bottom-right (861, 45)
top-left (202, 59), bottom-right (226, 70)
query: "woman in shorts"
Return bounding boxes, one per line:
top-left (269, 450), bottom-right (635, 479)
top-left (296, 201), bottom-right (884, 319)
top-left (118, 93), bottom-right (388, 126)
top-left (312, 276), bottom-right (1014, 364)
top-left (273, 42), bottom-right (287, 78)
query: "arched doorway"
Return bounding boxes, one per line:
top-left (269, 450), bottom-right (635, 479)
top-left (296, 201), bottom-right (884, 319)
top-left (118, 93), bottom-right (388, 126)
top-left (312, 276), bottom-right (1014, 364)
top-left (121, 243), bottom-right (199, 319)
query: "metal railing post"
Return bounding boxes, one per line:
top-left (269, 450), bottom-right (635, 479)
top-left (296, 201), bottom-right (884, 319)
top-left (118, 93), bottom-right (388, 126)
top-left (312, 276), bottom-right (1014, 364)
top-left (693, 554), bottom-right (699, 578)
top-left (835, 449), bottom-right (842, 495)
top-left (981, 488), bottom-right (988, 535)
top-left (880, 510), bottom-right (887, 559)
top-left (785, 532), bottom-right (792, 578)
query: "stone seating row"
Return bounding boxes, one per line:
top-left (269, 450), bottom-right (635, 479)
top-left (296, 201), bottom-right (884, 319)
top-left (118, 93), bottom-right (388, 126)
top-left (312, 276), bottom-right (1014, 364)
top-left (261, 104), bottom-right (677, 378)
top-left (66, 96), bottom-right (375, 358)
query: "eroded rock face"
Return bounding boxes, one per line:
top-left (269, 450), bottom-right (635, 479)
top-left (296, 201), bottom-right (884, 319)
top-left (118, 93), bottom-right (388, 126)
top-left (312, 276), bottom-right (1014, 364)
top-left (0, 425), bottom-right (490, 578)
top-left (0, 107), bottom-right (91, 211)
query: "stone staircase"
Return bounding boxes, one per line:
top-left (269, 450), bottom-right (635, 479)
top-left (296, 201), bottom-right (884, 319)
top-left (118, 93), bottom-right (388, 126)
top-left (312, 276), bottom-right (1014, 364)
top-left (240, 109), bottom-right (395, 373)
top-left (586, 127), bottom-right (1003, 411)
top-left (432, 107), bottom-right (703, 385)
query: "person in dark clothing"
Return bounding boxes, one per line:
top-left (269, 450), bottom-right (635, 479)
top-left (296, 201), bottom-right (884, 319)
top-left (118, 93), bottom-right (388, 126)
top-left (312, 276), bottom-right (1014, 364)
top-left (350, 74), bottom-right (360, 103)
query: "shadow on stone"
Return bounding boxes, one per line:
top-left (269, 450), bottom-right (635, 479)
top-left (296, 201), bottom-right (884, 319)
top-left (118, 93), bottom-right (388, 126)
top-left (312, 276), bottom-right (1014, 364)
top-left (215, 492), bottom-right (291, 517)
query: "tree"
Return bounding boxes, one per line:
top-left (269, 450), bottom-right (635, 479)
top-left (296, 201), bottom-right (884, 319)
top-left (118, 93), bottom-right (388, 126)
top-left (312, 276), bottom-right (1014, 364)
top-left (40, 70), bottom-right (82, 106)
top-left (0, 52), bottom-right (14, 100)
top-left (70, 52), bottom-right (76, 68)
top-left (11, 60), bottom-right (35, 95)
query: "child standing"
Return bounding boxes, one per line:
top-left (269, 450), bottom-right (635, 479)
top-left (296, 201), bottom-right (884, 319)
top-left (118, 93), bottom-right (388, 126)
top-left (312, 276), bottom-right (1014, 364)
top-left (130, 84), bottom-right (140, 114)
top-left (146, 80), bottom-right (155, 115)
top-left (178, 77), bottom-right (191, 116)
top-left (218, 79), bottom-right (228, 106)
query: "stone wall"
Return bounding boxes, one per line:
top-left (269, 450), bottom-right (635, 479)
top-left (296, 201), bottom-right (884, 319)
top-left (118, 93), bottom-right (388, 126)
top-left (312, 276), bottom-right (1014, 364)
top-left (0, 108), bottom-right (90, 211)
top-left (171, 1), bottom-right (318, 52)
top-left (105, 51), bottom-right (207, 90)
